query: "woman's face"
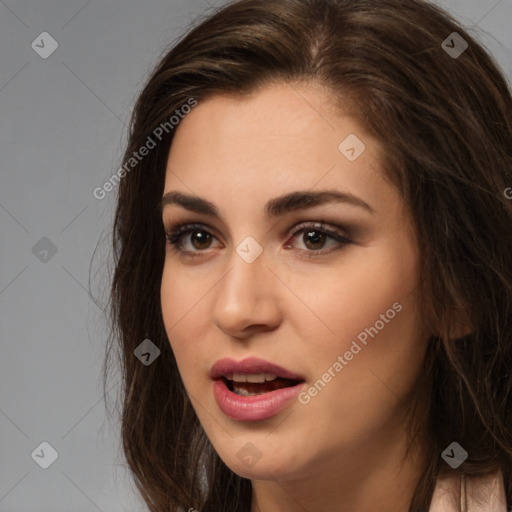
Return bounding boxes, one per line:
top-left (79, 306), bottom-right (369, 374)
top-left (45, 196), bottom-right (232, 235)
top-left (160, 81), bottom-right (431, 482)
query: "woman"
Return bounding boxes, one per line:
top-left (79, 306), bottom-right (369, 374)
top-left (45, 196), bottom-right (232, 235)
top-left (104, 0), bottom-right (512, 510)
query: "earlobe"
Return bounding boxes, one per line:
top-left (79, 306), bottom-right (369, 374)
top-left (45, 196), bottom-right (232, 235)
top-left (430, 307), bottom-right (474, 341)
top-left (448, 309), bottom-right (474, 340)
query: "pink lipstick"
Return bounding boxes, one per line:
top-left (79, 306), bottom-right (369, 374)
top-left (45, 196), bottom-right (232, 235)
top-left (210, 357), bottom-right (305, 421)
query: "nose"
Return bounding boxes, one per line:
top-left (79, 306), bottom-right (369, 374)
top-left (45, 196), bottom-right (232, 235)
top-left (211, 245), bottom-right (282, 339)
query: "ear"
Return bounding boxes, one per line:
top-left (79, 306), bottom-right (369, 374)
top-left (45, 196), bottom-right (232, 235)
top-left (448, 307), bottom-right (474, 340)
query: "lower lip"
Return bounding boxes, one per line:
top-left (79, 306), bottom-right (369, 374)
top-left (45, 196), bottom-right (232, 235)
top-left (212, 379), bottom-right (304, 421)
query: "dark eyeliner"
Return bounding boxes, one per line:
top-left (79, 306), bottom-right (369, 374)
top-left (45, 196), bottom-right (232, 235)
top-left (164, 221), bottom-right (352, 258)
top-left (285, 221), bottom-right (352, 257)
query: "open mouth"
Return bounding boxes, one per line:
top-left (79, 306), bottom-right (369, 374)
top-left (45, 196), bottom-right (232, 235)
top-left (211, 359), bottom-right (306, 420)
top-left (221, 373), bottom-right (302, 396)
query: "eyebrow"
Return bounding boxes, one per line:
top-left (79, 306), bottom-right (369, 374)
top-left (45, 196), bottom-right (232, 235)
top-left (159, 189), bottom-right (375, 219)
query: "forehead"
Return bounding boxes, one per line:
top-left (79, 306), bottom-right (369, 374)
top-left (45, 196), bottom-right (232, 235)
top-left (163, 82), bottom-right (395, 219)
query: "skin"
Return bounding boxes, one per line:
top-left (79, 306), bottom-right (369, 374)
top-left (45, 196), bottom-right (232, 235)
top-left (160, 81), bottom-right (432, 512)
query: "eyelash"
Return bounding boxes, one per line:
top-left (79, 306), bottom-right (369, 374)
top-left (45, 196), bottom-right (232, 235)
top-left (164, 221), bottom-right (352, 260)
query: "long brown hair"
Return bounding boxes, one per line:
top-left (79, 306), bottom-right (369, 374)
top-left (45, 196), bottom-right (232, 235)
top-left (103, 0), bottom-right (512, 510)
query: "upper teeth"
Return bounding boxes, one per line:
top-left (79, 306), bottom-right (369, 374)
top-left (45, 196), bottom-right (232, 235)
top-left (226, 373), bottom-right (278, 383)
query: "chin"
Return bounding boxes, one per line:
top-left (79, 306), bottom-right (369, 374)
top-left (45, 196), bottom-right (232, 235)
top-left (215, 439), bottom-right (305, 481)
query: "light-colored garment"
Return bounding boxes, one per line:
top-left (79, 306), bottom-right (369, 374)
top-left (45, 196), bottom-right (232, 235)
top-left (429, 470), bottom-right (508, 511)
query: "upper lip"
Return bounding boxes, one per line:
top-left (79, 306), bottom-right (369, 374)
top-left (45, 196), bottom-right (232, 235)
top-left (210, 357), bottom-right (305, 381)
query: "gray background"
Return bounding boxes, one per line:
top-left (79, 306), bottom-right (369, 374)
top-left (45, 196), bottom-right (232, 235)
top-left (0, 0), bottom-right (511, 510)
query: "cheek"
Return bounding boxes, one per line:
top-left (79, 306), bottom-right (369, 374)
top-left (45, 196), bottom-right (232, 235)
top-left (160, 260), bottom-right (209, 333)
top-left (286, 237), bottom-right (420, 354)
top-left (160, 264), bottom-right (210, 385)
top-left (290, 239), bottom-right (426, 412)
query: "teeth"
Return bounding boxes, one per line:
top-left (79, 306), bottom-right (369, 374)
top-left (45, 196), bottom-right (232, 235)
top-left (232, 385), bottom-right (268, 396)
top-left (230, 373), bottom-right (278, 383)
top-left (246, 374), bottom-right (263, 383)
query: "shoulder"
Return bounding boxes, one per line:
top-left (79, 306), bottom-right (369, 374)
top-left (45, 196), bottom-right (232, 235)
top-left (429, 469), bottom-right (508, 512)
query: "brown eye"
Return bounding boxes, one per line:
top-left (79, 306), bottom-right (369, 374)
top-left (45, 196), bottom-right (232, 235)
top-left (165, 221), bottom-right (352, 260)
top-left (165, 223), bottom-right (219, 256)
top-left (285, 222), bottom-right (352, 257)
top-left (302, 229), bottom-right (328, 250)
top-left (189, 230), bottom-right (213, 250)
